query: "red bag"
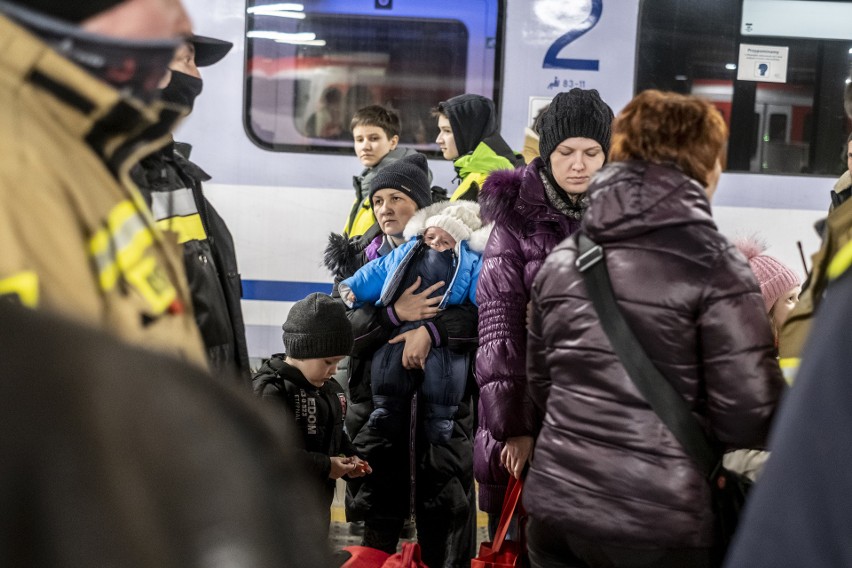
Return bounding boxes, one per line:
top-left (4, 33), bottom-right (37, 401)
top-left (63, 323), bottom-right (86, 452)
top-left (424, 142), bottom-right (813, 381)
top-left (340, 542), bottom-right (428, 567)
top-left (471, 476), bottom-right (526, 568)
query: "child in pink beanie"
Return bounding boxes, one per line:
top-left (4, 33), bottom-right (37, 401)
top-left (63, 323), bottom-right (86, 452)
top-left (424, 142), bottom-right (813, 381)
top-left (736, 238), bottom-right (802, 345)
top-left (725, 237), bottom-right (799, 480)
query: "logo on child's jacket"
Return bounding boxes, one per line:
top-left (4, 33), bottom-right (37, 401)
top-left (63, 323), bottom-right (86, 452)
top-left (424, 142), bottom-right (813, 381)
top-left (296, 388), bottom-right (319, 435)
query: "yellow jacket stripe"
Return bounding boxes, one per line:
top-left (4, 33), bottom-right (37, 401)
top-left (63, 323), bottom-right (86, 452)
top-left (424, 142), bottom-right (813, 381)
top-left (149, 188), bottom-right (207, 243)
top-left (778, 357), bottom-right (800, 386)
top-left (0, 271), bottom-right (39, 308)
top-left (88, 200), bottom-right (177, 314)
top-left (156, 215), bottom-right (206, 244)
top-left (827, 239), bottom-right (852, 281)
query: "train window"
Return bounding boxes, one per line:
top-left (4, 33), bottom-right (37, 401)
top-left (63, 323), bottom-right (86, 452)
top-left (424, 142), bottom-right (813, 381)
top-left (244, 1), bottom-right (502, 154)
top-left (637, 0), bottom-right (852, 176)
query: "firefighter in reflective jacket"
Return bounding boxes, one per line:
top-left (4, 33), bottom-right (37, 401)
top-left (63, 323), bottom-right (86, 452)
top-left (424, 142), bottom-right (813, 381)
top-left (0, 3), bottom-right (205, 367)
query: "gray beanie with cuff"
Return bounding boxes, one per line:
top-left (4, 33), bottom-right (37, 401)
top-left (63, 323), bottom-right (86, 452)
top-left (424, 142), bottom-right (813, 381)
top-left (282, 293), bottom-right (353, 359)
top-left (368, 153), bottom-right (433, 210)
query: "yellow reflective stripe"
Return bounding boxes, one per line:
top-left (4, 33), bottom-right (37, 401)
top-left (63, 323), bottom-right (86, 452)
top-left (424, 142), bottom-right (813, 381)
top-left (156, 213), bottom-right (206, 244)
top-left (123, 255), bottom-right (177, 314)
top-left (0, 271), bottom-right (39, 308)
top-left (87, 200), bottom-right (177, 315)
top-left (89, 201), bottom-right (143, 291)
top-left (827, 240), bottom-right (852, 281)
top-left (779, 357), bottom-right (800, 385)
top-left (90, 202), bottom-right (152, 291)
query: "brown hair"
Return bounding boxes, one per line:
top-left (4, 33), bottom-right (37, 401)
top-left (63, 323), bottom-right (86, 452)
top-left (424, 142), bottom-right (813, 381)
top-left (350, 105), bottom-right (400, 139)
top-left (609, 90), bottom-right (728, 187)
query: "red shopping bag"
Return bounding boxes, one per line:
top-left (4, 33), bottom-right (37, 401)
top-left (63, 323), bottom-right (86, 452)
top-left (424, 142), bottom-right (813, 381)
top-left (471, 476), bottom-right (526, 568)
top-left (341, 542), bottom-right (428, 567)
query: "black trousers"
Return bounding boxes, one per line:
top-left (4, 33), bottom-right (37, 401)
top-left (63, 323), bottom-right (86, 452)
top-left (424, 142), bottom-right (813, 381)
top-left (527, 518), bottom-right (714, 568)
top-left (363, 489), bottom-right (476, 568)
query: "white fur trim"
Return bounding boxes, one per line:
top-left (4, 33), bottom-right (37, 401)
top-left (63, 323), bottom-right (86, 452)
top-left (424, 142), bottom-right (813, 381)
top-left (467, 222), bottom-right (493, 253)
top-left (403, 201), bottom-right (452, 240)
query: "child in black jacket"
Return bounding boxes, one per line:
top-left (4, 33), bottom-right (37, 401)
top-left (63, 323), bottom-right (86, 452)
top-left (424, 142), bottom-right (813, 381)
top-left (253, 293), bottom-right (371, 532)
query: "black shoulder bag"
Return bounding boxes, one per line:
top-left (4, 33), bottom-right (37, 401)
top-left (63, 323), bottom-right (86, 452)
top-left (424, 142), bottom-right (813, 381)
top-left (574, 232), bottom-right (751, 560)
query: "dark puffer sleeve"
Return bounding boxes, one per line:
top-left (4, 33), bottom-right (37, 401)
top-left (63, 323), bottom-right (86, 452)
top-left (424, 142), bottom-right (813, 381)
top-left (475, 222), bottom-right (537, 441)
top-left (699, 246), bottom-right (786, 448)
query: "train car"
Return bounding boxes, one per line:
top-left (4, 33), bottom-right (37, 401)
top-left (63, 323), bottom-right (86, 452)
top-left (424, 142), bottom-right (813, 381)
top-left (178, 0), bottom-right (852, 362)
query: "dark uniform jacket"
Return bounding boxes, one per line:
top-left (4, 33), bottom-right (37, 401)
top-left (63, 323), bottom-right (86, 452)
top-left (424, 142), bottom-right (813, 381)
top-left (253, 355), bottom-right (355, 498)
top-left (132, 142), bottom-right (251, 383)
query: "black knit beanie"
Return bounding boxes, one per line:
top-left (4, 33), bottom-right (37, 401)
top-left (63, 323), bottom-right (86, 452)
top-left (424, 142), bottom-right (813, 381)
top-left (368, 153), bottom-right (432, 210)
top-left (6, 0), bottom-right (126, 22)
top-left (282, 293), bottom-right (353, 359)
top-left (538, 88), bottom-right (614, 163)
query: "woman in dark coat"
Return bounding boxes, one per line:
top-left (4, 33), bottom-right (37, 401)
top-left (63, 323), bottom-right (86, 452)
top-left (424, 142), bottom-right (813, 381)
top-left (474, 89), bottom-right (614, 534)
top-left (525, 90), bottom-right (786, 567)
top-left (323, 153), bottom-right (479, 568)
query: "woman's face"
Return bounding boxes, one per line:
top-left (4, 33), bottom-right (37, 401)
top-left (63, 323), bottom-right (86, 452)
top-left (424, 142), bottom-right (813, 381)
top-left (372, 189), bottom-right (418, 236)
top-left (548, 137), bottom-right (606, 195)
top-left (771, 285), bottom-right (801, 331)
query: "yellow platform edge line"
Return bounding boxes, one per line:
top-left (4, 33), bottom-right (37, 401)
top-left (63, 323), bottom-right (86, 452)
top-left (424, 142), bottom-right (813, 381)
top-left (330, 505), bottom-right (488, 527)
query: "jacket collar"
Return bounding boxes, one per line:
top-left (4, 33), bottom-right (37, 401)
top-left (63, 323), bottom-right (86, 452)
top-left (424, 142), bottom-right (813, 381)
top-left (583, 160), bottom-right (716, 242)
top-left (453, 139), bottom-right (516, 179)
top-left (0, 15), bottom-right (184, 177)
top-left (278, 360), bottom-right (320, 391)
top-left (480, 158), bottom-right (570, 232)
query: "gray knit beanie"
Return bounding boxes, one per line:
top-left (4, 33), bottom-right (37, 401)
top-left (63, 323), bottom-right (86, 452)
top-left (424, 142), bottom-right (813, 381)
top-left (369, 153), bottom-right (432, 210)
top-left (538, 89), bottom-right (614, 162)
top-left (282, 293), bottom-right (353, 359)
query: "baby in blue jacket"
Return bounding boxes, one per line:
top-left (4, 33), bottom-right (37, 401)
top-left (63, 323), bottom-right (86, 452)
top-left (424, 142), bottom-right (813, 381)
top-left (340, 200), bottom-right (490, 444)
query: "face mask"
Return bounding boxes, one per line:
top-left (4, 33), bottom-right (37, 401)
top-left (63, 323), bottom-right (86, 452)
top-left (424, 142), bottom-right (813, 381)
top-left (1, 0), bottom-right (177, 104)
top-left (159, 70), bottom-right (203, 112)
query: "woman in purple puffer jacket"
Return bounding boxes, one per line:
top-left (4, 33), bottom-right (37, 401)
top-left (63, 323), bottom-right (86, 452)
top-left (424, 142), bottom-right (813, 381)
top-left (474, 89), bottom-right (614, 536)
top-left (525, 91), bottom-right (785, 567)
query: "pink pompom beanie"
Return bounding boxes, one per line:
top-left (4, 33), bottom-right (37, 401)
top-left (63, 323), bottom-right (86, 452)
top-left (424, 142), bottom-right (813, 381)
top-left (735, 238), bottom-right (800, 312)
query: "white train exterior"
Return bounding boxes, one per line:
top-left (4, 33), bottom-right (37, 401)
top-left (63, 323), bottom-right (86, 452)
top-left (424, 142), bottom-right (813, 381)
top-left (178, 0), bottom-right (849, 360)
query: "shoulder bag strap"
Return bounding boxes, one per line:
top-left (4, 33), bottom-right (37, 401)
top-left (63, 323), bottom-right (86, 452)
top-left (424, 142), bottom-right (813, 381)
top-left (575, 233), bottom-right (718, 478)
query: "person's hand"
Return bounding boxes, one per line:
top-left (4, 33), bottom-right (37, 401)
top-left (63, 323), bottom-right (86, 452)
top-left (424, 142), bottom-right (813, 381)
top-left (500, 435), bottom-right (534, 480)
top-left (345, 457), bottom-right (372, 478)
top-left (388, 326), bottom-right (432, 369)
top-left (329, 456), bottom-right (357, 479)
top-left (345, 291), bottom-right (356, 304)
top-left (392, 277), bottom-right (444, 321)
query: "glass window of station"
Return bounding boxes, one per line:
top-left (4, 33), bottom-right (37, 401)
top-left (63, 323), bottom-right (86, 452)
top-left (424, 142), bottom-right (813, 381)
top-left (637, 0), bottom-right (852, 176)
